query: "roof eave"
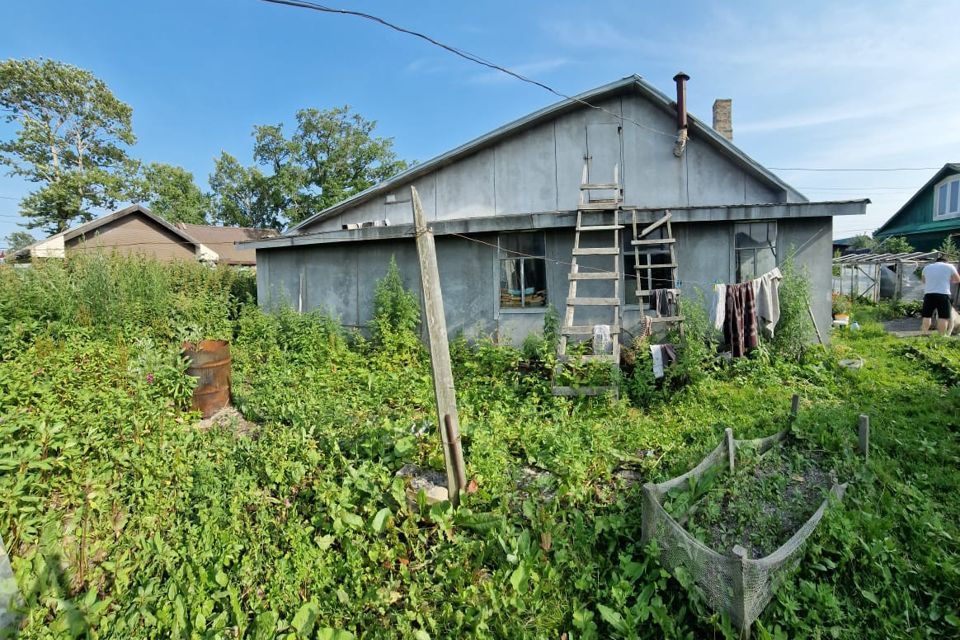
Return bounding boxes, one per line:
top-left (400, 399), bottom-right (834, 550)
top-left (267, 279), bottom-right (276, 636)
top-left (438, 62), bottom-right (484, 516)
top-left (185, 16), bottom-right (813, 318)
top-left (246, 199), bottom-right (866, 250)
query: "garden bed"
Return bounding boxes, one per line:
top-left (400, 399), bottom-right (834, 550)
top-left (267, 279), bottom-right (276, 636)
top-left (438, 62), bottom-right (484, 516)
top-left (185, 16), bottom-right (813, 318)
top-left (641, 402), bottom-right (858, 636)
top-left (664, 436), bottom-right (837, 559)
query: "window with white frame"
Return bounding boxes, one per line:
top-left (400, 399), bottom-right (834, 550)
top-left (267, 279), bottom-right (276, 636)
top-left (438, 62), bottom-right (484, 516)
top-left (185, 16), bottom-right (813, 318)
top-left (499, 232), bottom-right (547, 309)
top-left (734, 222), bottom-right (777, 282)
top-left (934, 176), bottom-right (960, 219)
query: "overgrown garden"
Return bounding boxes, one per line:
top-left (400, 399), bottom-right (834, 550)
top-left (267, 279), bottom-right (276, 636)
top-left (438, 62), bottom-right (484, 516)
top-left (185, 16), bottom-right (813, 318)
top-left (1, 255), bottom-right (958, 639)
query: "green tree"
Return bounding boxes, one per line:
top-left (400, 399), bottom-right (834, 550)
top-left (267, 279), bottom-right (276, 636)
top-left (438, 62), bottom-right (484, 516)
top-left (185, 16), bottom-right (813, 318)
top-left (0, 58), bottom-right (136, 234)
top-left (131, 162), bottom-right (209, 224)
top-left (209, 106), bottom-right (408, 229)
top-left (208, 152), bottom-right (282, 230)
top-left (850, 234), bottom-right (876, 250)
top-left (876, 235), bottom-right (913, 254)
top-left (937, 235), bottom-right (958, 261)
top-left (4, 231), bottom-right (35, 251)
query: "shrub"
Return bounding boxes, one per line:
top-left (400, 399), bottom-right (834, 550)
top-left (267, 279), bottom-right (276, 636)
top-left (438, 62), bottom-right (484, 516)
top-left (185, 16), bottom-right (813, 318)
top-left (771, 258), bottom-right (814, 361)
top-left (372, 256), bottom-right (421, 344)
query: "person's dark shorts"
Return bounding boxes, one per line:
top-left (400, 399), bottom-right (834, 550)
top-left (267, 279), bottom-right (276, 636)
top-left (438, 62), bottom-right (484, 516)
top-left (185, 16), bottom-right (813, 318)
top-left (922, 293), bottom-right (952, 319)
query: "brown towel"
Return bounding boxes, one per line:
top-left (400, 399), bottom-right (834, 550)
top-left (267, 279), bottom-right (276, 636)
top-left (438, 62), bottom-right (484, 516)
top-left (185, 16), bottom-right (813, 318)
top-left (724, 282), bottom-right (758, 357)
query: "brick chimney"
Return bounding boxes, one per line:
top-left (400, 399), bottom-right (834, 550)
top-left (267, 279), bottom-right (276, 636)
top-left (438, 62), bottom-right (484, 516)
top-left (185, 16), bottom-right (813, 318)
top-left (712, 99), bottom-right (733, 141)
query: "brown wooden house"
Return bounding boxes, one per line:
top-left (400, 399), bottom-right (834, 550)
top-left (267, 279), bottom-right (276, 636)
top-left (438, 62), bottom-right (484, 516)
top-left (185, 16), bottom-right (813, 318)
top-left (13, 205), bottom-right (275, 266)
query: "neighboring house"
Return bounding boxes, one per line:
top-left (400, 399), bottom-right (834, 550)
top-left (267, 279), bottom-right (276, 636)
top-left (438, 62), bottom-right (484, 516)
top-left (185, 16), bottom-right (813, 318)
top-left (873, 163), bottom-right (960, 251)
top-left (243, 74), bottom-right (867, 343)
top-left (12, 205), bottom-right (275, 266)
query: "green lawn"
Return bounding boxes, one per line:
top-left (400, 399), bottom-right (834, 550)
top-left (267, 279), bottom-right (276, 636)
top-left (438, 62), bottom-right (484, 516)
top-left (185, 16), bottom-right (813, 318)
top-left (1, 259), bottom-right (958, 639)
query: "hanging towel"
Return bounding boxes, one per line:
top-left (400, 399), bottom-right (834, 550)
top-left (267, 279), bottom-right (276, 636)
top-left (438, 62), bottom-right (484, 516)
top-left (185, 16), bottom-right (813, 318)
top-left (650, 344), bottom-right (664, 378)
top-left (650, 343), bottom-right (678, 379)
top-left (652, 289), bottom-right (676, 318)
top-left (752, 268), bottom-right (783, 337)
top-left (710, 283), bottom-right (727, 331)
top-left (723, 282), bottom-right (759, 357)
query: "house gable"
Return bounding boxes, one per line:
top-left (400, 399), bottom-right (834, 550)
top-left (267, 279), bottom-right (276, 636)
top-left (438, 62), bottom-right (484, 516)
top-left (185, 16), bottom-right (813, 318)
top-left (875, 163), bottom-right (960, 238)
top-left (66, 210), bottom-right (198, 261)
top-left (293, 76), bottom-right (805, 235)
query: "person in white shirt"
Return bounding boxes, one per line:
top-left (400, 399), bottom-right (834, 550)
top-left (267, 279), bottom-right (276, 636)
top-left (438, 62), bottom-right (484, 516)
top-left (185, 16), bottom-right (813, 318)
top-left (920, 254), bottom-right (960, 335)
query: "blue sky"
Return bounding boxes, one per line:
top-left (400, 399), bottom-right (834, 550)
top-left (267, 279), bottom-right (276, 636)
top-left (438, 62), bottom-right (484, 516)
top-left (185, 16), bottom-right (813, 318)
top-left (1, 0), bottom-right (957, 245)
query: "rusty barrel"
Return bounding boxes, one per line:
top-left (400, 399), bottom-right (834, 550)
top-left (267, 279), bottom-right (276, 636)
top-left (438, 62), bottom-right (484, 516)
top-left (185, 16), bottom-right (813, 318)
top-left (182, 340), bottom-right (231, 418)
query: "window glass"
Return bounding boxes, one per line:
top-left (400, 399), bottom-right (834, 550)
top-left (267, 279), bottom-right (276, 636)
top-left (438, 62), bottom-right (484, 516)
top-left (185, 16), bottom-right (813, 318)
top-left (735, 222), bottom-right (777, 282)
top-left (499, 233), bottom-right (547, 308)
top-left (951, 180), bottom-right (959, 213)
top-left (624, 226), bottom-right (673, 307)
top-left (938, 184), bottom-right (949, 216)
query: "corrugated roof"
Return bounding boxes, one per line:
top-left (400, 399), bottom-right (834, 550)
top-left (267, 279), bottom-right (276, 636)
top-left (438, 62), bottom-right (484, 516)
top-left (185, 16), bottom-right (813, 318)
top-left (174, 223), bottom-right (277, 265)
top-left (286, 74), bottom-right (807, 234)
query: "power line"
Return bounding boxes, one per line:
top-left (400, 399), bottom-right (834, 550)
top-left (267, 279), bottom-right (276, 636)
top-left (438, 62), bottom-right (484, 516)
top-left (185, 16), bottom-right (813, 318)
top-left (259, 0), bottom-right (675, 139)
top-left (771, 167), bottom-right (940, 172)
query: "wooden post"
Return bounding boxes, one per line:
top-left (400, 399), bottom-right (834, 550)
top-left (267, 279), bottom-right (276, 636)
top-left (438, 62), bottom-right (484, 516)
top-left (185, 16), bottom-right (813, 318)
top-left (411, 186), bottom-right (467, 506)
top-left (731, 545), bottom-right (751, 639)
top-left (807, 302), bottom-right (824, 345)
top-left (858, 414), bottom-right (870, 461)
top-left (788, 394), bottom-right (800, 433)
top-left (725, 428), bottom-right (735, 474)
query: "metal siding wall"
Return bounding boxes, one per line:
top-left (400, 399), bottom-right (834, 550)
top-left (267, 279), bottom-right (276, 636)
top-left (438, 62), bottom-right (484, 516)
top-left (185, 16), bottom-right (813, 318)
top-left (777, 217), bottom-right (833, 342)
top-left (493, 123), bottom-right (558, 215)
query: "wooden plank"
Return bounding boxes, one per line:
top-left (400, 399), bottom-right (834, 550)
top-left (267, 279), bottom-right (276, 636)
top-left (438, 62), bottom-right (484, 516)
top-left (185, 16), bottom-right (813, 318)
top-left (579, 183), bottom-right (621, 190)
top-left (635, 288), bottom-right (680, 295)
top-left (552, 385), bottom-right (617, 396)
top-left (631, 238), bottom-right (676, 246)
top-left (411, 186), bottom-right (467, 506)
top-left (569, 272), bottom-right (618, 280)
top-left (567, 297), bottom-right (620, 306)
top-left (557, 353), bottom-right (619, 363)
top-left (634, 263), bottom-right (678, 270)
top-left (561, 324), bottom-right (621, 336)
top-left (572, 247), bottom-right (620, 256)
top-left (638, 212), bottom-right (671, 237)
top-left (579, 202), bottom-right (620, 211)
top-left (648, 315), bottom-right (684, 323)
top-left (577, 224), bottom-right (624, 231)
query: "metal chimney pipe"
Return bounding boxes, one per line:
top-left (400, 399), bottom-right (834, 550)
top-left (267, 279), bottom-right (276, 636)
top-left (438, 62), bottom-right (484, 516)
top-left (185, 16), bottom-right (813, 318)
top-left (673, 72), bottom-right (690, 130)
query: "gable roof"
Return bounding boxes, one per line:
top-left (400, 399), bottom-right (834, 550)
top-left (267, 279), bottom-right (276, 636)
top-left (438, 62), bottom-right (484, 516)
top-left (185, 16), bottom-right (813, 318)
top-left (12, 204), bottom-right (275, 264)
top-left (13, 204), bottom-right (200, 260)
top-left (287, 74), bottom-right (806, 234)
top-left (875, 163), bottom-right (960, 236)
top-left (173, 222), bottom-right (277, 265)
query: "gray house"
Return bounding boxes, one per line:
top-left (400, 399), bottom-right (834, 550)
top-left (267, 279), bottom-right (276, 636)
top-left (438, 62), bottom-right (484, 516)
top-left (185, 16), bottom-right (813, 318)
top-left (245, 75), bottom-right (867, 344)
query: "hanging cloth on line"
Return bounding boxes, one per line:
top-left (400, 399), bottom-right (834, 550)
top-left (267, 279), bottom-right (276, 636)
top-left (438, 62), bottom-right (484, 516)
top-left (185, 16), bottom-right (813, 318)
top-left (650, 343), bottom-right (678, 379)
top-left (711, 268), bottom-right (783, 339)
top-left (752, 267), bottom-right (783, 338)
top-left (710, 283), bottom-right (727, 331)
top-left (723, 282), bottom-right (758, 357)
top-left (652, 288), bottom-right (677, 318)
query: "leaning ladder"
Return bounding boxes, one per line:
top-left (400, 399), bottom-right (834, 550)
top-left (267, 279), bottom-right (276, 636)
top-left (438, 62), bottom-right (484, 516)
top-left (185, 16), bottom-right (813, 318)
top-left (631, 209), bottom-right (683, 333)
top-left (553, 165), bottom-right (623, 397)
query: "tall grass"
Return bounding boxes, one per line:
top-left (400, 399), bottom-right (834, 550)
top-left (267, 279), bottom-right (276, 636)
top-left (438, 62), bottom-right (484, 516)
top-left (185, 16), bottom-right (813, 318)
top-left (0, 252), bottom-right (255, 351)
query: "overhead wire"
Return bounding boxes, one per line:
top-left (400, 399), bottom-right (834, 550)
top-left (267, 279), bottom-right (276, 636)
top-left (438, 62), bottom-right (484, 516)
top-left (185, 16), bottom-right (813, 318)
top-left (258, 0), bottom-right (675, 140)
top-left (258, 1), bottom-right (945, 176)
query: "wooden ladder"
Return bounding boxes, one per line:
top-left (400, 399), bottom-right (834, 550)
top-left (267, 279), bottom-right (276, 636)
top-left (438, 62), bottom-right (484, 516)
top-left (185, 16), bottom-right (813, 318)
top-left (631, 209), bottom-right (683, 331)
top-left (553, 164), bottom-right (623, 397)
